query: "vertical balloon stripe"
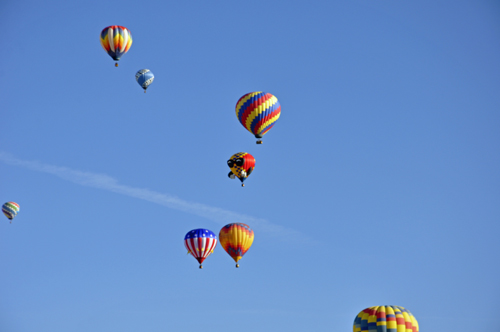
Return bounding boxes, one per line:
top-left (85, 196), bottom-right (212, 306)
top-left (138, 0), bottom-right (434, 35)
top-left (107, 28), bottom-right (115, 52)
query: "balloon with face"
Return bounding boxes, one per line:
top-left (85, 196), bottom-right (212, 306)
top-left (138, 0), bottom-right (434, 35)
top-left (227, 152), bottom-right (255, 187)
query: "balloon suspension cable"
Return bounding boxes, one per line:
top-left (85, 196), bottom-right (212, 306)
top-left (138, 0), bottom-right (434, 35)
top-left (236, 264), bottom-right (239, 268)
top-left (115, 63), bottom-right (119, 67)
top-left (144, 90), bottom-right (146, 93)
top-left (199, 264), bottom-right (203, 269)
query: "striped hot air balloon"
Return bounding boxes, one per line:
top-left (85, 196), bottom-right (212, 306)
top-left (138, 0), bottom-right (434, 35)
top-left (100, 26), bottom-right (133, 67)
top-left (235, 92), bottom-right (281, 144)
top-left (219, 223), bottom-right (254, 268)
top-left (2, 202), bottom-right (20, 223)
top-left (184, 229), bottom-right (217, 269)
top-left (227, 152), bottom-right (255, 187)
top-left (353, 305), bottom-right (419, 332)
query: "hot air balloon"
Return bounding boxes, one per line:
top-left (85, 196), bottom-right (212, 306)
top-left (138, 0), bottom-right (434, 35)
top-left (135, 69), bottom-right (154, 92)
top-left (100, 26), bottom-right (132, 67)
top-left (235, 92), bottom-right (281, 144)
top-left (2, 202), bottom-right (19, 224)
top-left (219, 223), bottom-right (254, 268)
top-left (227, 152), bottom-right (255, 187)
top-left (353, 305), bottom-right (419, 332)
top-left (184, 229), bottom-right (217, 269)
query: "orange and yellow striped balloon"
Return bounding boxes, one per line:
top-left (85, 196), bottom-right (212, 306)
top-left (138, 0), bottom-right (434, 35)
top-left (353, 305), bottom-right (419, 332)
top-left (219, 223), bottom-right (254, 267)
top-left (100, 26), bottom-right (132, 66)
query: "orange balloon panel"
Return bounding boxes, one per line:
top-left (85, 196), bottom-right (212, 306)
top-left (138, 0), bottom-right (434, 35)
top-left (219, 223), bottom-right (254, 263)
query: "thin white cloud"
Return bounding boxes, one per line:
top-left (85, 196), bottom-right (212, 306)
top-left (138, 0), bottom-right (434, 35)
top-left (0, 152), bottom-right (303, 239)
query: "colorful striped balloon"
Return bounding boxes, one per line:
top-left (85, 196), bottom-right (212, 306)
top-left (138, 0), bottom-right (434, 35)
top-left (353, 305), bottom-right (419, 332)
top-left (235, 92), bottom-right (281, 144)
top-left (227, 152), bottom-right (255, 187)
top-left (100, 26), bottom-right (133, 66)
top-left (184, 229), bottom-right (217, 269)
top-left (219, 223), bottom-right (254, 268)
top-left (2, 202), bottom-right (20, 221)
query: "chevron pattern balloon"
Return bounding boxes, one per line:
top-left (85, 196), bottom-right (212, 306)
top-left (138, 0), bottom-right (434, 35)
top-left (235, 92), bottom-right (281, 143)
top-left (100, 26), bottom-right (133, 66)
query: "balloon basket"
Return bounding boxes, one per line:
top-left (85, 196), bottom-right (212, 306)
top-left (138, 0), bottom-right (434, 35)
top-left (256, 140), bottom-right (263, 144)
top-left (115, 63), bottom-right (119, 67)
top-left (236, 264), bottom-right (239, 268)
top-left (241, 183), bottom-right (245, 187)
top-left (199, 264), bottom-right (203, 269)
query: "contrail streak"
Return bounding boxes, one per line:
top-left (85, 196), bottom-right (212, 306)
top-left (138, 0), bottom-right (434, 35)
top-left (0, 152), bottom-right (301, 238)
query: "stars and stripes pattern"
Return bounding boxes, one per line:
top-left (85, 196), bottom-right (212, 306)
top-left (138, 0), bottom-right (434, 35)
top-left (235, 92), bottom-right (281, 140)
top-left (100, 26), bottom-right (133, 62)
top-left (2, 201), bottom-right (20, 220)
top-left (184, 229), bottom-right (218, 265)
top-left (353, 305), bottom-right (419, 332)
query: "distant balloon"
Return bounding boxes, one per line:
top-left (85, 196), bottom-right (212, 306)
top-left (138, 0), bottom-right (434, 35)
top-left (219, 223), bottom-right (254, 268)
top-left (227, 152), bottom-right (255, 187)
top-left (135, 69), bottom-right (154, 92)
top-left (235, 92), bottom-right (281, 144)
top-left (100, 26), bottom-right (132, 67)
top-left (353, 305), bottom-right (419, 332)
top-left (184, 229), bottom-right (218, 269)
top-left (2, 202), bottom-right (19, 223)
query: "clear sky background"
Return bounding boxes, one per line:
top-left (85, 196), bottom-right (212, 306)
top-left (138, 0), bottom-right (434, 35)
top-left (1, 0), bottom-right (499, 331)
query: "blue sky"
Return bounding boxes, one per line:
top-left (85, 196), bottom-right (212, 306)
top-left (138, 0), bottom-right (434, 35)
top-left (1, 0), bottom-right (499, 331)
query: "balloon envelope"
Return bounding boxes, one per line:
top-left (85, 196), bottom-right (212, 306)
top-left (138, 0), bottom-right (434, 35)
top-left (353, 305), bottom-right (419, 332)
top-left (135, 69), bottom-right (154, 91)
top-left (235, 92), bottom-right (281, 141)
top-left (184, 229), bottom-right (217, 266)
top-left (219, 223), bottom-right (254, 264)
top-left (100, 26), bottom-right (132, 63)
top-left (227, 152), bottom-right (255, 184)
top-left (2, 202), bottom-right (19, 220)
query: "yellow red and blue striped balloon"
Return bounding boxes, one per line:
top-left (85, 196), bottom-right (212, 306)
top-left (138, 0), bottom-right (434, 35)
top-left (235, 92), bottom-right (281, 143)
top-left (219, 223), bottom-right (254, 267)
top-left (353, 305), bottom-right (419, 332)
top-left (100, 26), bottom-right (132, 66)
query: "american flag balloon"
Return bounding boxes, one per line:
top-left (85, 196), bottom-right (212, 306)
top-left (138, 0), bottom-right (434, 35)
top-left (184, 229), bottom-right (217, 269)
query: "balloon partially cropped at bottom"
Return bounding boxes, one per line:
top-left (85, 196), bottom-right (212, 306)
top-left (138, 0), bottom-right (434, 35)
top-left (353, 305), bottom-right (419, 332)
